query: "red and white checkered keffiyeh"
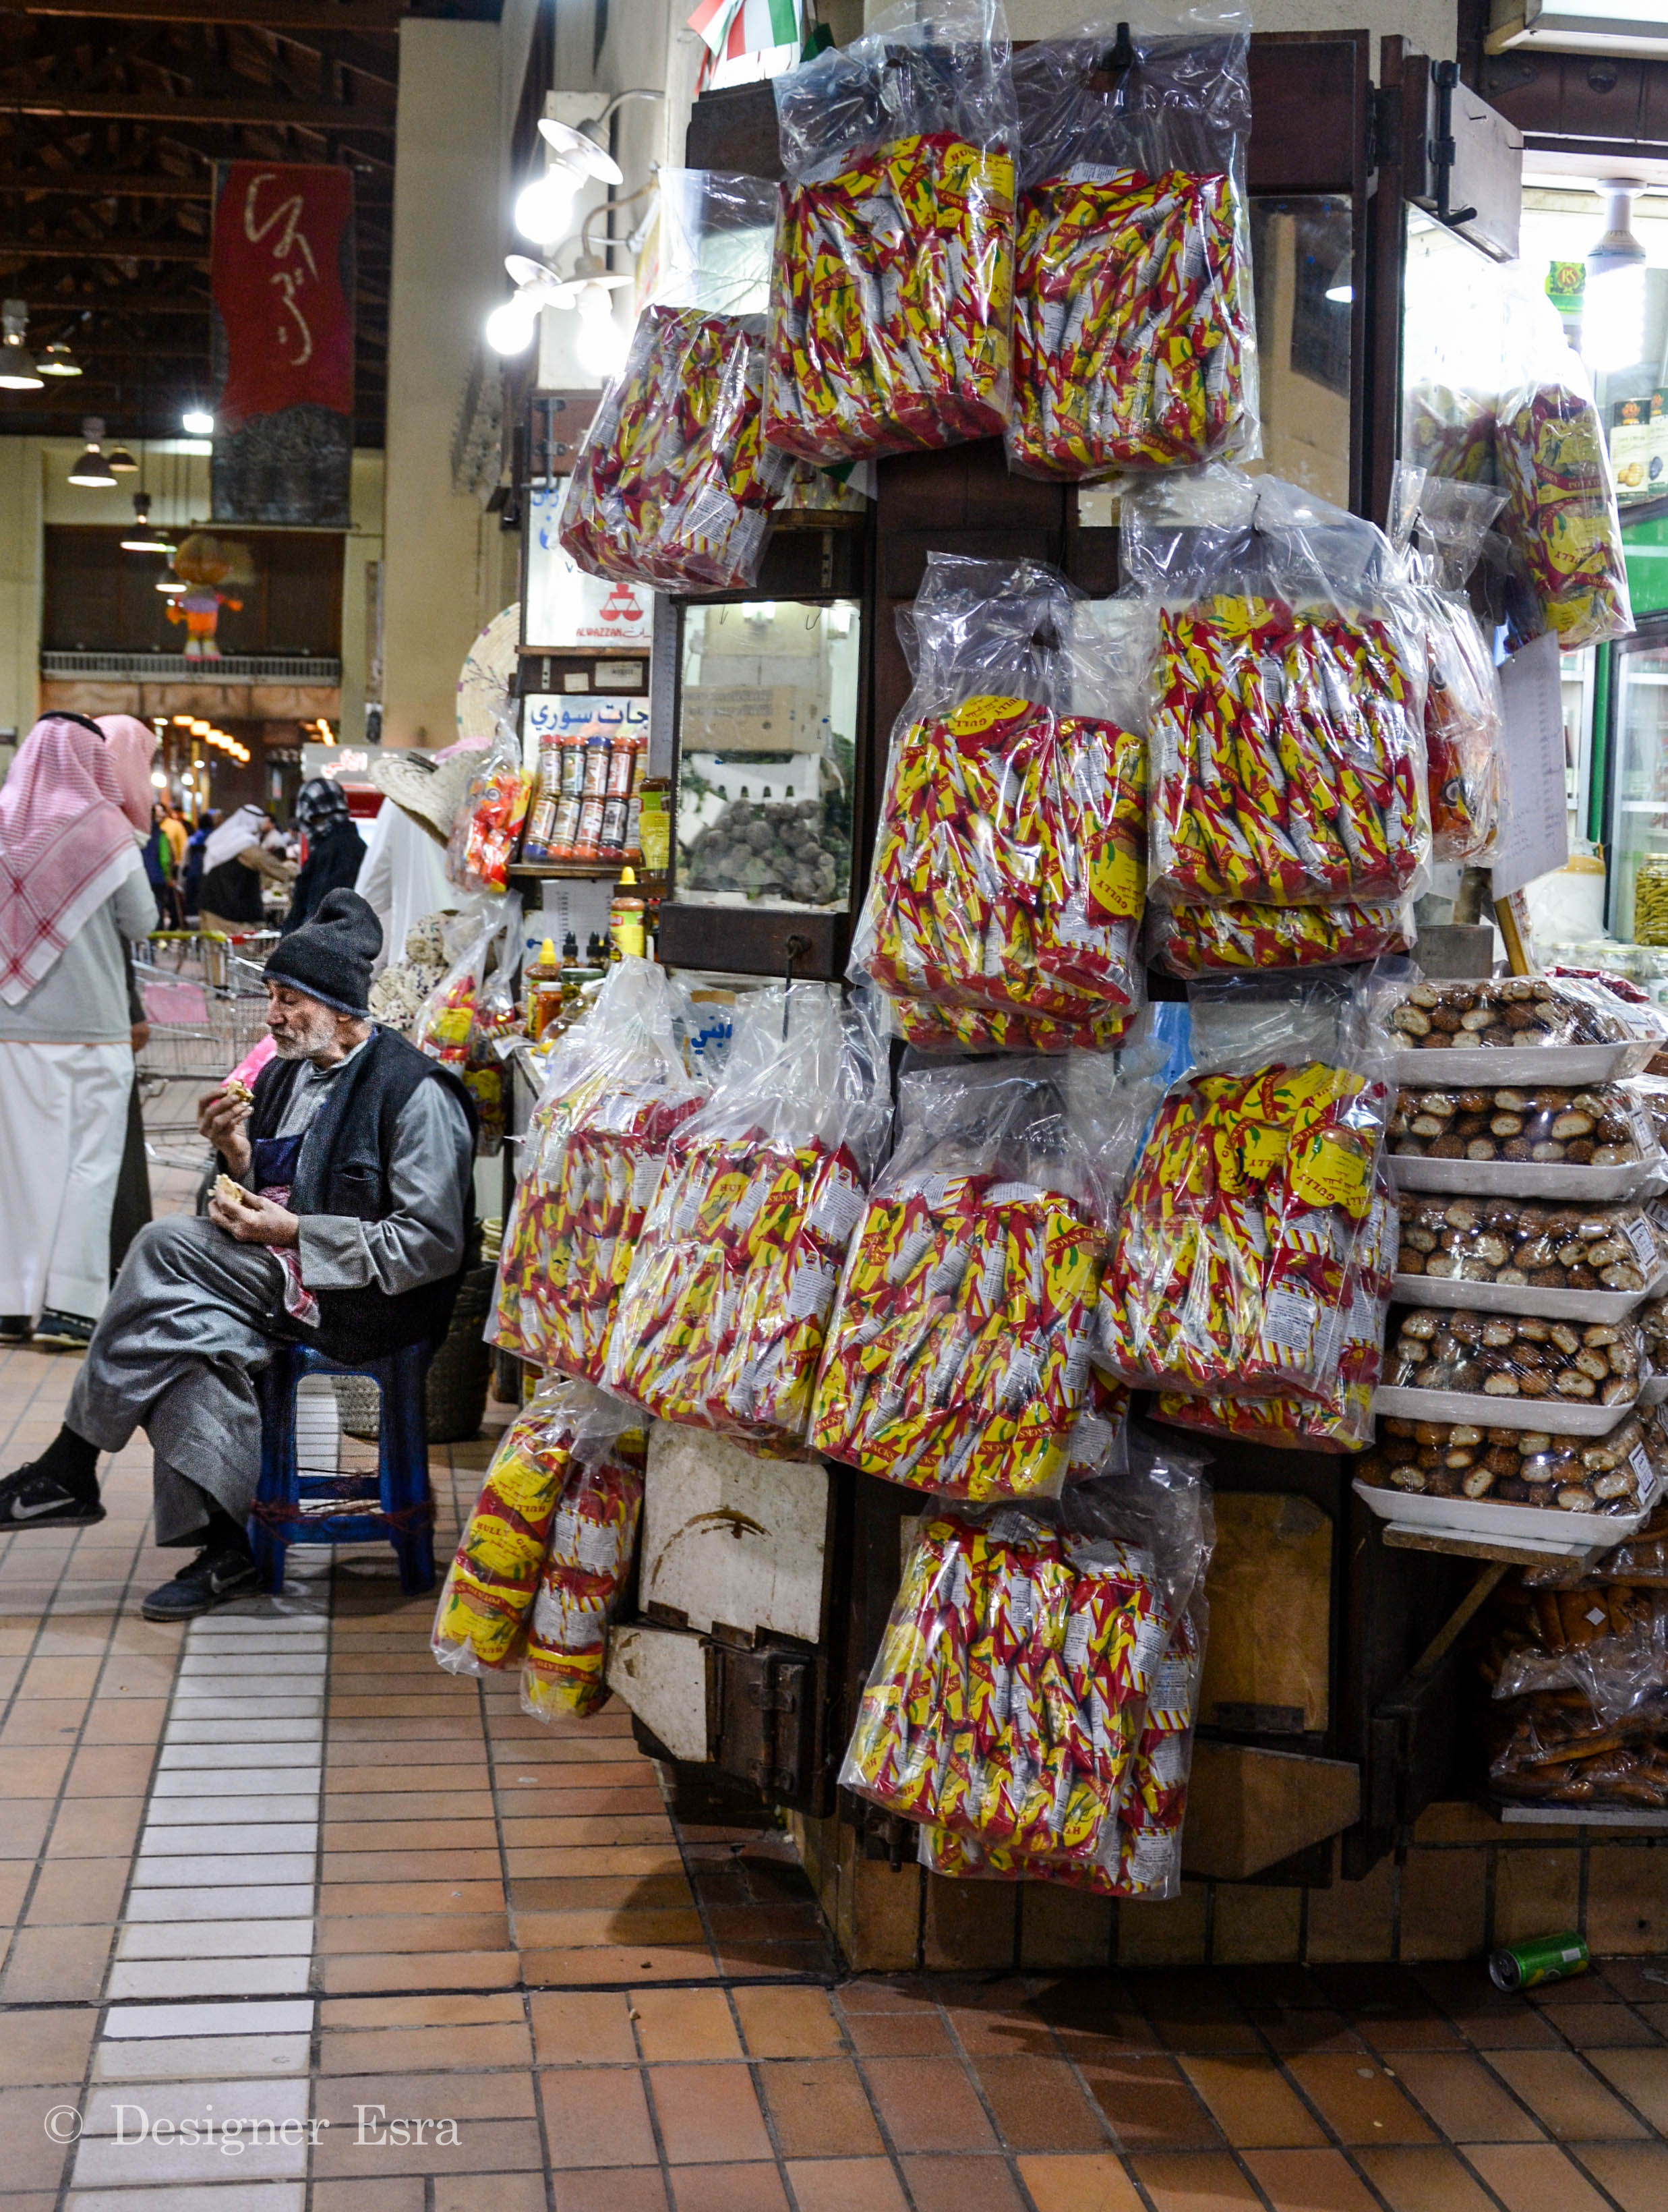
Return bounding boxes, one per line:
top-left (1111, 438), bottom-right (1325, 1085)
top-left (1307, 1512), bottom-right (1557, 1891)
top-left (0, 715), bottom-right (154, 1007)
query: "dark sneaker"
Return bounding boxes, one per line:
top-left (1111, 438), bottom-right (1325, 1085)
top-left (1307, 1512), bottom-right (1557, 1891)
top-left (0, 1316), bottom-right (30, 1343)
top-left (0, 1465), bottom-right (105, 1528)
top-left (140, 1544), bottom-right (260, 1623)
top-left (32, 1310), bottom-right (95, 1350)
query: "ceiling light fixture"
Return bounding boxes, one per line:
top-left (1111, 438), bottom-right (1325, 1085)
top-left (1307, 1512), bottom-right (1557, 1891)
top-left (181, 407), bottom-right (214, 436)
top-left (1584, 180), bottom-right (1648, 374)
top-left (0, 299), bottom-right (43, 391)
top-left (120, 493), bottom-right (171, 552)
top-left (487, 248), bottom-right (631, 362)
top-left (36, 339), bottom-right (81, 378)
top-left (67, 418), bottom-right (117, 488)
top-left (513, 117), bottom-right (624, 249)
top-left (106, 441), bottom-right (138, 473)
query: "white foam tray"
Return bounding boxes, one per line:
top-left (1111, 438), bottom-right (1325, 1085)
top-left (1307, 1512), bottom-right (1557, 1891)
top-left (1372, 1385), bottom-right (1637, 1435)
top-left (1353, 1476), bottom-right (1652, 1550)
top-left (1378, 1042), bottom-right (1638, 1088)
top-left (1388, 1270), bottom-right (1665, 1322)
top-left (1386, 1153), bottom-right (1664, 1202)
top-left (1497, 1803), bottom-right (1668, 1828)
top-left (1641, 1373), bottom-right (1668, 1407)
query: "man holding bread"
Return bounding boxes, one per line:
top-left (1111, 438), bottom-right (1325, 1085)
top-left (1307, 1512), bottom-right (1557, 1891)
top-left (0, 890), bottom-right (476, 1621)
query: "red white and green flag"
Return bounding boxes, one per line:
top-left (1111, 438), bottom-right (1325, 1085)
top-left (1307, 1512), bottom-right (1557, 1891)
top-left (687, 0), bottom-right (802, 87)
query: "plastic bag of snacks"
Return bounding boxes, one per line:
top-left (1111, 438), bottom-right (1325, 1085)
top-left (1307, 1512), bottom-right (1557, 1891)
top-left (1156, 1163), bottom-right (1396, 1450)
top-left (1126, 469), bottom-right (1428, 924)
top-left (606, 984), bottom-right (889, 1449)
top-left (1369, 968), bottom-right (1663, 1060)
top-left (446, 721), bottom-right (529, 897)
top-left (851, 1425), bottom-right (1211, 1895)
top-left (810, 1055), bottom-right (1116, 1498)
top-left (559, 171), bottom-right (794, 593)
top-left (1495, 287), bottom-right (1632, 652)
top-left (1099, 973), bottom-right (1393, 1399)
top-left (1384, 1305), bottom-right (1644, 1411)
top-left (488, 958), bottom-right (706, 1382)
top-left (413, 901), bottom-right (515, 1066)
top-left (1354, 1405), bottom-right (1665, 1516)
top-left (1007, 7), bottom-right (1256, 480)
top-left (431, 1374), bottom-right (602, 1675)
top-left (1394, 1194), bottom-right (1665, 1296)
top-left (850, 556), bottom-right (1147, 1047)
top-left (763, 0), bottom-right (1018, 463)
top-left (1150, 896), bottom-right (1415, 977)
top-left (1394, 473), bottom-right (1506, 865)
top-left (520, 1395), bottom-right (648, 1721)
top-left (1388, 1082), bottom-right (1658, 1171)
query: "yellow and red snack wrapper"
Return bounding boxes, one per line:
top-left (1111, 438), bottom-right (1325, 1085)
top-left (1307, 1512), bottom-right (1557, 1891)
top-left (520, 1416), bottom-right (647, 1722)
top-left (1098, 1060), bottom-right (1390, 1401)
top-left (1419, 586), bottom-right (1501, 864)
top-left (560, 303), bottom-right (790, 593)
top-left (416, 969), bottom-right (477, 1064)
top-left (1009, 165), bottom-right (1253, 479)
top-left (1151, 897), bottom-right (1414, 977)
top-left (1497, 378), bottom-right (1633, 651)
top-left (764, 133), bottom-right (1015, 464)
top-left (1148, 592), bottom-right (1425, 911)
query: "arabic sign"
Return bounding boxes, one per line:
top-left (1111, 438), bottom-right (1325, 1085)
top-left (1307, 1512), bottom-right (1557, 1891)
top-left (523, 695), bottom-right (651, 743)
top-left (210, 161), bottom-right (354, 526)
top-left (524, 490), bottom-right (653, 647)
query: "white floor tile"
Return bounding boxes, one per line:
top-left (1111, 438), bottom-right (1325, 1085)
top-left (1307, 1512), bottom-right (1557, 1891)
top-left (139, 1826), bottom-right (318, 1857)
top-left (169, 1697), bottom-right (324, 1720)
top-left (123, 1885), bottom-right (316, 1923)
top-left (71, 2130), bottom-right (308, 2186)
top-left (156, 1746), bottom-right (322, 1774)
top-left (107, 1957), bottom-right (313, 2001)
top-left (176, 1664), bottom-right (328, 1686)
top-left (130, 1855), bottom-right (316, 1888)
top-left (162, 1722), bottom-right (324, 1747)
top-left (68, 2188), bottom-right (305, 2212)
top-left (102, 1998), bottom-right (314, 2039)
top-left (145, 1796), bottom-right (321, 1825)
top-left (84, 2078), bottom-right (309, 2136)
top-left (118, 1921), bottom-right (314, 1961)
top-left (94, 2034), bottom-right (311, 2081)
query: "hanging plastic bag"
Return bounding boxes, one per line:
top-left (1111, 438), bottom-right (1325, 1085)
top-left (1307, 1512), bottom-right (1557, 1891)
top-left (520, 1394), bottom-right (649, 1721)
top-left (488, 957), bottom-right (707, 1382)
top-left (431, 1374), bottom-right (600, 1675)
top-left (1495, 286), bottom-right (1633, 652)
top-left (447, 718), bottom-right (530, 896)
top-left (810, 1055), bottom-right (1116, 1500)
top-left (850, 556), bottom-right (1147, 1047)
top-left (763, 0), bottom-right (1019, 463)
top-left (559, 171), bottom-right (794, 593)
top-left (1126, 469), bottom-right (1429, 919)
top-left (605, 984), bottom-right (890, 1449)
top-left (1098, 973), bottom-right (1393, 1400)
top-left (1007, 8), bottom-right (1256, 480)
top-left (1149, 896), bottom-right (1417, 977)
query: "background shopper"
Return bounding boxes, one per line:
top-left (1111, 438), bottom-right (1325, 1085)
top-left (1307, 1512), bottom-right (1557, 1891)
top-left (280, 778), bottom-right (367, 937)
top-left (198, 803), bottom-right (294, 936)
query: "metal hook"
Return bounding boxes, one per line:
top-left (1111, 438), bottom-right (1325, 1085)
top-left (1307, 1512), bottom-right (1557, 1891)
top-left (782, 932), bottom-right (810, 1039)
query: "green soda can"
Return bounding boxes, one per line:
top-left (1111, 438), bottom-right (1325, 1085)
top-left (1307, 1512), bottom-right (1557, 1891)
top-left (1489, 1933), bottom-right (1590, 1992)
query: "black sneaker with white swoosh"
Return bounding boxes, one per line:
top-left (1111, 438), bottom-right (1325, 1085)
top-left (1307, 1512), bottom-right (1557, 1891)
top-left (0, 1466), bottom-right (106, 1528)
top-left (140, 1544), bottom-right (261, 1623)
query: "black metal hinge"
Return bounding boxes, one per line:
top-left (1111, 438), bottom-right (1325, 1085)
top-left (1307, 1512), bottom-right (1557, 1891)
top-left (1369, 83), bottom-right (1402, 174)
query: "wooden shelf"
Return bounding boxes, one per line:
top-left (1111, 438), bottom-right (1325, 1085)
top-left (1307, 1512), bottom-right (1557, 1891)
top-left (1379, 1524), bottom-right (1611, 1571)
top-left (508, 862), bottom-right (623, 880)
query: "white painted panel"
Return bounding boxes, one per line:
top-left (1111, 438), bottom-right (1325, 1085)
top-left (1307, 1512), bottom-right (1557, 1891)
top-left (641, 1422), bottom-right (829, 1646)
top-left (605, 1624), bottom-right (710, 1762)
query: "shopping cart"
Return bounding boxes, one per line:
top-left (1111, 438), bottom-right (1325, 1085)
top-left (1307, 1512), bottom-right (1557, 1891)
top-left (133, 929), bottom-right (276, 1167)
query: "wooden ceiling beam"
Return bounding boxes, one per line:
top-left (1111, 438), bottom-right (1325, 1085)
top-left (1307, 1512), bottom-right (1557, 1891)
top-left (3, 88), bottom-right (397, 132)
top-left (0, 236), bottom-right (209, 260)
top-left (8, 1), bottom-right (407, 32)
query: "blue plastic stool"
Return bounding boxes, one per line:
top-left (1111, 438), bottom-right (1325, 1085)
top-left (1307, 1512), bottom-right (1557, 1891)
top-left (252, 1342), bottom-right (436, 1595)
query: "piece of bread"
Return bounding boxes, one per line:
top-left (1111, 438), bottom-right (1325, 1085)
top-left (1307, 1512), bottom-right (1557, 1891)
top-left (222, 1078), bottom-right (254, 1107)
top-left (213, 1172), bottom-right (256, 1210)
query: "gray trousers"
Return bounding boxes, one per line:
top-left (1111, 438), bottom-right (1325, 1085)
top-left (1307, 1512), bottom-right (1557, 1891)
top-left (67, 1216), bottom-right (297, 1546)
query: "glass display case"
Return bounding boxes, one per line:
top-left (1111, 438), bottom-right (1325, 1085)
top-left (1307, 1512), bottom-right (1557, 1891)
top-left (673, 596), bottom-right (861, 913)
top-left (1607, 619), bottom-right (1668, 942)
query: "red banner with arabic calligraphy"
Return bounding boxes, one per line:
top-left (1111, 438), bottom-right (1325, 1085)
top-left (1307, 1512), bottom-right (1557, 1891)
top-left (210, 161), bottom-right (354, 524)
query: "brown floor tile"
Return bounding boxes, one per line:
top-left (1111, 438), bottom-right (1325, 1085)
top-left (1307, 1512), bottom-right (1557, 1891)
top-left (0, 2083), bottom-right (84, 2190)
top-left (1079, 2055), bottom-right (1222, 2153)
top-left (1412, 1967), bottom-right (1561, 2049)
top-left (61, 1744), bottom-right (154, 1794)
top-left (322, 1878), bottom-right (506, 1915)
top-left (0, 1803), bottom-right (51, 1859)
top-left (0, 1921), bottom-right (109, 2001)
top-left (1463, 2142), bottom-right (1615, 2211)
top-left (840, 2007), bottom-right (955, 2058)
top-left (631, 1986), bottom-right (743, 2062)
top-left (972, 2054), bottom-right (1110, 2151)
top-left (649, 2062), bottom-right (773, 2164)
top-left (860, 2054), bottom-right (1001, 2155)
top-left (23, 1856), bottom-right (129, 1925)
top-left (322, 2023), bottom-right (534, 2074)
top-left (1576, 2141), bottom-right (1668, 2212)
top-left (40, 1797), bottom-right (142, 1859)
top-left (532, 1990), bottom-right (639, 2066)
top-left (320, 1948), bottom-right (524, 1995)
top-left (1016, 2151), bottom-right (1144, 2212)
top-left (1352, 2145), bottom-right (1497, 2212)
top-left (734, 1985), bottom-right (843, 2058)
top-left (1178, 2056), bottom-right (1326, 2150)
top-left (550, 2169), bottom-right (670, 2212)
top-left (434, 2182), bottom-right (552, 2212)
top-left (667, 2163), bottom-right (789, 2212)
top-left (1282, 2052), bottom-right (1438, 2146)
top-left (1034, 1981), bottom-right (1164, 2059)
top-left (1537, 2002), bottom-right (1648, 2049)
top-left (0, 2006), bottom-right (94, 2087)
top-left (310, 2184), bottom-right (426, 2212)
top-left (312, 2071), bottom-right (537, 2123)
top-left (757, 2058), bottom-right (884, 2159)
top-left (1589, 2045), bottom-right (1668, 2131)
top-left (522, 1946), bottom-right (721, 1988)
top-left (1390, 2050), bottom-right (1543, 2143)
top-left (1241, 2146), bottom-right (1381, 2210)
top-left (320, 1993), bottom-right (525, 2031)
top-left (943, 1981), bottom-right (1051, 2056)
top-left (326, 1820), bottom-right (501, 1851)
top-left (785, 2155), bottom-right (910, 2212)
top-left (0, 1749), bottom-right (70, 1798)
top-left (901, 2155), bottom-right (1027, 2212)
top-left (311, 2118), bottom-right (545, 2178)
top-left (516, 1909), bottom-right (707, 1950)
top-left (1483, 2047), bottom-right (1648, 2140)
top-left (1129, 2151), bottom-right (1261, 2211)
top-left (318, 1912), bottom-right (512, 1955)
top-left (322, 1849), bottom-right (504, 1882)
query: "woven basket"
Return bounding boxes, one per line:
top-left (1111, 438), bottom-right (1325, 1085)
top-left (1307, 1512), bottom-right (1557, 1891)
top-left (334, 1263), bottom-right (495, 1446)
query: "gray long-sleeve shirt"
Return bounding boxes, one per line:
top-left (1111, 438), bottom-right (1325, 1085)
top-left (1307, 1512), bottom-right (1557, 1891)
top-left (254, 1035), bottom-right (475, 1297)
top-left (0, 846), bottom-right (156, 1043)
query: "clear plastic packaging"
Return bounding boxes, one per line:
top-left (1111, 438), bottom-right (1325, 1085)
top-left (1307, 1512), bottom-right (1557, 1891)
top-left (605, 985), bottom-right (890, 1449)
top-left (1389, 1082), bottom-right (1658, 1171)
top-left (1371, 969), bottom-right (1665, 1076)
top-left (1495, 288), bottom-right (1634, 652)
top-left (520, 1400), bottom-right (649, 1721)
top-left (1355, 1405), bottom-right (1664, 1516)
top-left (558, 172), bottom-right (793, 593)
top-left (851, 556), bottom-right (1147, 1047)
top-left (810, 1056), bottom-right (1111, 1499)
top-left (1098, 977), bottom-right (1392, 1400)
top-left (1398, 476), bottom-right (1506, 864)
top-left (1150, 896), bottom-right (1415, 977)
top-left (447, 718), bottom-right (529, 896)
top-left (1394, 1193), bottom-right (1665, 1298)
top-left (763, 0), bottom-right (1018, 463)
top-left (1125, 469), bottom-right (1428, 914)
top-left (488, 958), bottom-right (707, 1383)
top-left (431, 1374), bottom-right (609, 1675)
top-left (1386, 1306), bottom-right (1643, 1411)
top-left (1007, 8), bottom-right (1256, 480)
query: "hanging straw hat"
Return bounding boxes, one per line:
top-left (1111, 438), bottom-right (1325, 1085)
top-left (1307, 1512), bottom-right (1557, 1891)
top-left (367, 747), bottom-right (481, 846)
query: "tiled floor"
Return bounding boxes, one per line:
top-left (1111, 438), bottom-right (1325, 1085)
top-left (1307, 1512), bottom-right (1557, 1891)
top-left (7, 1162), bottom-right (1668, 2206)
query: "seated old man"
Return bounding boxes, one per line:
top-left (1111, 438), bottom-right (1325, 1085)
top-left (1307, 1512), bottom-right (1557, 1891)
top-left (0, 889), bottom-right (475, 1621)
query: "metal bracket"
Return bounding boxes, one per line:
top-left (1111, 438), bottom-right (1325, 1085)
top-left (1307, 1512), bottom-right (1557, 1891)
top-left (1427, 61), bottom-right (1479, 230)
